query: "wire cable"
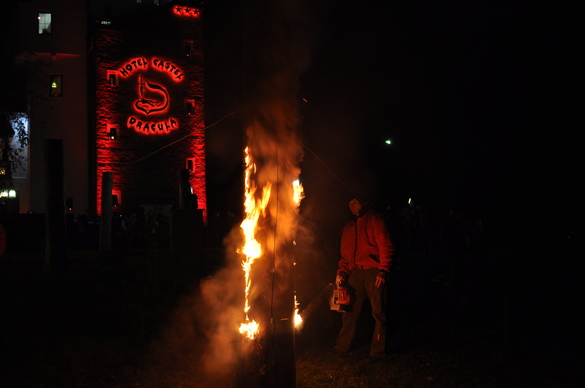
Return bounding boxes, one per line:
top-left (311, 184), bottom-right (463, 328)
top-left (301, 142), bottom-right (361, 200)
top-left (124, 108), bottom-right (240, 168)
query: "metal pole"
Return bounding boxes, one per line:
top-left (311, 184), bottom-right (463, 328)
top-left (100, 171), bottom-right (112, 251)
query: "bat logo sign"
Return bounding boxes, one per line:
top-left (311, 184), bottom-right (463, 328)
top-left (134, 75), bottom-right (169, 116)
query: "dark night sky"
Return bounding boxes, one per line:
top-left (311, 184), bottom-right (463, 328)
top-left (203, 0), bottom-right (581, 234)
top-left (5, 1), bottom-right (579, 235)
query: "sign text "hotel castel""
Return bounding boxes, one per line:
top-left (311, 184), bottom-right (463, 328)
top-left (119, 57), bottom-right (184, 82)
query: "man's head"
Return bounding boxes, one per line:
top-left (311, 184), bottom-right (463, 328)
top-left (348, 198), bottom-right (363, 216)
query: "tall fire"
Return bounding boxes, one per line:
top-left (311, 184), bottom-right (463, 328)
top-left (238, 146), bottom-right (272, 339)
top-left (225, 4), bottom-right (309, 386)
top-left (292, 179), bottom-right (305, 328)
top-left (237, 147), bottom-right (304, 339)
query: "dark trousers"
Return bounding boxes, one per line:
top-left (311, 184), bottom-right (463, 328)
top-left (335, 268), bottom-right (387, 356)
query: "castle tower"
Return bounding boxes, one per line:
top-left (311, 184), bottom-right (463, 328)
top-left (91, 2), bottom-right (207, 224)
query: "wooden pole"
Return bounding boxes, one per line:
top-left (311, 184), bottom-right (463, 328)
top-left (268, 245), bottom-right (296, 388)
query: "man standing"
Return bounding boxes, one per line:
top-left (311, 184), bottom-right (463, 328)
top-left (334, 198), bottom-right (395, 358)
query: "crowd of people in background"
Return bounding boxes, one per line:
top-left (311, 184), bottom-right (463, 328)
top-left (65, 206), bottom-right (173, 250)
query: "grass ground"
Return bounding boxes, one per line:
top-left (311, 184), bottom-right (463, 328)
top-left (0, 246), bottom-right (581, 387)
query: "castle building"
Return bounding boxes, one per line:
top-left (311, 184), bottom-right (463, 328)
top-left (3, 0), bottom-right (207, 226)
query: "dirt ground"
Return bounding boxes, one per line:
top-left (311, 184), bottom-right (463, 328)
top-left (0, 245), bottom-right (581, 387)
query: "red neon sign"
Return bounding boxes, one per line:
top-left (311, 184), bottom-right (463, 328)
top-left (173, 6), bottom-right (201, 18)
top-left (119, 57), bottom-right (184, 83)
top-left (117, 56), bottom-right (186, 135)
top-left (95, 27), bottom-right (207, 223)
top-left (134, 75), bottom-right (169, 116)
top-left (127, 116), bottom-right (178, 134)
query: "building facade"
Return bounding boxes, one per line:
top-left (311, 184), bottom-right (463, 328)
top-left (4, 0), bottom-right (207, 227)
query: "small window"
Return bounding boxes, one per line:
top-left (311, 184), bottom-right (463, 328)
top-left (186, 158), bottom-right (196, 172)
top-left (107, 71), bottom-right (118, 86)
top-left (50, 74), bottom-right (62, 97)
top-left (108, 125), bottom-right (119, 140)
top-left (184, 40), bottom-right (194, 57)
top-left (38, 12), bottom-right (52, 34)
top-left (185, 99), bottom-right (195, 114)
top-left (112, 190), bottom-right (122, 207)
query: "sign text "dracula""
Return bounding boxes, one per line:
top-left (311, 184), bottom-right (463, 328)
top-left (127, 116), bottom-right (179, 134)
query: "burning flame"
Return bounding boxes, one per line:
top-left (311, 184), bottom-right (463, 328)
top-left (292, 179), bottom-right (304, 329)
top-left (294, 292), bottom-right (303, 328)
top-left (292, 179), bottom-right (304, 207)
top-left (237, 147), bottom-right (305, 338)
top-left (238, 147), bottom-right (272, 339)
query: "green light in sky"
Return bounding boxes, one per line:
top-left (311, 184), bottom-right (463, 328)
top-left (385, 139), bottom-right (392, 145)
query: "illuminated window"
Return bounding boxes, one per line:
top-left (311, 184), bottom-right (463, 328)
top-left (0, 190), bottom-right (15, 198)
top-left (50, 74), bottom-right (62, 97)
top-left (107, 71), bottom-right (118, 86)
top-left (38, 12), bottom-right (52, 34)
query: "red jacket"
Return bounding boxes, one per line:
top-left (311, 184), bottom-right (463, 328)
top-left (338, 210), bottom-right (394, 274)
